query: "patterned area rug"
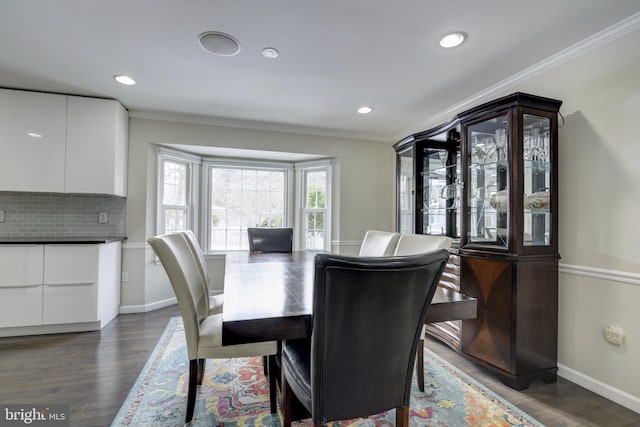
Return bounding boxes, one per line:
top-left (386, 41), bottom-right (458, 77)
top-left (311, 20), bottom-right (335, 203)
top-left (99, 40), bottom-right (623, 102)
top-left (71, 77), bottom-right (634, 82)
top-left (112, 318), bottom-right (544, 426)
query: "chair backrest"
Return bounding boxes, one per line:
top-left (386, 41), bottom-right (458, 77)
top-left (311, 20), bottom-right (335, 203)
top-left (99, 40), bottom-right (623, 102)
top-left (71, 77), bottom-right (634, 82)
top-left (247, 227), bottom-right (293, 253)
top-left (147, 232), bottom-right (208, 359)
top-left (358, 230), bottom-right (400, 256)
top-left (393, 234), bottom-right (453, 256)
top-left (310, 250), bottom-right (449, 423)
top-left (181, 230), bottom-right (211, 311)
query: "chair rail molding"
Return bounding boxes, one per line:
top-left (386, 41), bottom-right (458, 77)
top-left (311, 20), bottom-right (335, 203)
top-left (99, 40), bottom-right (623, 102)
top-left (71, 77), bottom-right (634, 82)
top-left (559, 263), bottom-right (640, 286)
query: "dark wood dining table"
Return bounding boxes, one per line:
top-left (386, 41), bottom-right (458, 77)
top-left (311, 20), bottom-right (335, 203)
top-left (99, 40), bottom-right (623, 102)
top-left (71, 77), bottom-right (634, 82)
top-left (221, 250), bottom-right (477, 346)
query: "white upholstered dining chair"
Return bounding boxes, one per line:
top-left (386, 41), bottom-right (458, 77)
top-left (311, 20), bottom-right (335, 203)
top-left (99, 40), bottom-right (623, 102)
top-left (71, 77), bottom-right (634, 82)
top-left (148, 232), bottom-right (278, 423)
top-left (393, 233), bottom-right (452, 392)
top-left (358, 230), bottom-right (400, 256)
top-left (181, 230), bottom-right (224, 315)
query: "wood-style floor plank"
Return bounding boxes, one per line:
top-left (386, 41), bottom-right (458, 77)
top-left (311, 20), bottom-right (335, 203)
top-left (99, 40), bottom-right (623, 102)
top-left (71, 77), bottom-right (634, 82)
top-left (1, 304), bottom-right (638, 426)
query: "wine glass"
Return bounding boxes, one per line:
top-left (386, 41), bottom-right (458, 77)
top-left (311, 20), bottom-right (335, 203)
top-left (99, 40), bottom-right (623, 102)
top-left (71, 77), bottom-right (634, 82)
top-left (494, 129), bottom-right (506, 161)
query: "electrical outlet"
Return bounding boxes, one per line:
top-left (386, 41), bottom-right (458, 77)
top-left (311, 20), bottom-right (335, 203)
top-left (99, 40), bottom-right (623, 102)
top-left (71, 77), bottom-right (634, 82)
top-left (603, 326), bottom-right (625, 346)
top-left (98, 212), bottom-right (108, 224)
top-left (121, 272), bottom-right (129, 282)
top-left (0, 210), bottom-right (4, 223)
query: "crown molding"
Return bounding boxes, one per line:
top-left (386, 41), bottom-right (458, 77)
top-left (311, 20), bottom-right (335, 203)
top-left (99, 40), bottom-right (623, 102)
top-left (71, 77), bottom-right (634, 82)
top-left (397, 12), bottom-right (640, 139)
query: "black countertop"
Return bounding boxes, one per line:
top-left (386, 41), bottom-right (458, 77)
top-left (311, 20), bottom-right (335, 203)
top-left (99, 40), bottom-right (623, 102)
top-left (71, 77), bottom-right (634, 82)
top-left (0, 236), bottom-right (127, 244)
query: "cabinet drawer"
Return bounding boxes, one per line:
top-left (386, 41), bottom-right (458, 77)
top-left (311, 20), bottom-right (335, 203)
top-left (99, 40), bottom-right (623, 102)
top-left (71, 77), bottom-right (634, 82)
top-left (0, 285), bottom-right (43, 327)
top-left (0, 245), bottom-right (43, 285)
top-left (44, 245), bottom-right (98, 284)
top-left (43, 282), bottom-right (98, 324)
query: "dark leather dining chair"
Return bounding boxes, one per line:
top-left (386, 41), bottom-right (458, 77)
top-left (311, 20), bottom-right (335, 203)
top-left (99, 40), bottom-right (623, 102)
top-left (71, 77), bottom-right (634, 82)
top-left (281, 249), bottom-right (450, 427)
top-left (247, 227), bottom-right (293, 253)
top-left (148, 232), bottom-right (278, 423)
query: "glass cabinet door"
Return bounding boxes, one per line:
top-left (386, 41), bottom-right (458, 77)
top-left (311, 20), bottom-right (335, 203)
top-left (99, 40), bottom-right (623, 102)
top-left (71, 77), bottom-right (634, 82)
top-left (421, 146), bottom-right (460, 239)
top-left (466, 114), bottom-right (509, 248)
top-left (397, 146), bottom-right (414, 234)
top-left (523, 114), bottom-right (552, 246)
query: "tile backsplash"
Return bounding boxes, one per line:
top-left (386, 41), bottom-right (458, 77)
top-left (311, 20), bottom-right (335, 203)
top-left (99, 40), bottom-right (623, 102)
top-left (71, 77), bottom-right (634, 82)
top-left (0, 192), bottom-right (126, 238)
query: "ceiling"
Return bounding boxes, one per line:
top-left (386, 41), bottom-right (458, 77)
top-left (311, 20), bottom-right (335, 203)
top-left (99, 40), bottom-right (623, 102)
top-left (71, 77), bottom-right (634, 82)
top-left (1, 1), bottom-right (639, 143)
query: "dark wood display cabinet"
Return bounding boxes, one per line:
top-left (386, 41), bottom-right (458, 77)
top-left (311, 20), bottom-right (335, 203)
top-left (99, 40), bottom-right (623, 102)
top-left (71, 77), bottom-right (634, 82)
top-left (394, 93), bottom-right (562, 390)
top-left (395, 119), bottom-right (463, 350)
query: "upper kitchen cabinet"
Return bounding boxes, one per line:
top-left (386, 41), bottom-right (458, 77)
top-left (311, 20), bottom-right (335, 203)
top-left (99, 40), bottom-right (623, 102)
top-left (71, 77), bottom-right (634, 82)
top-left (0, 89), bottom-right (129, 196)
top-left (0, 89), bottom-right (67, 192)
top-left (66, 96), bottom-right (129, 196)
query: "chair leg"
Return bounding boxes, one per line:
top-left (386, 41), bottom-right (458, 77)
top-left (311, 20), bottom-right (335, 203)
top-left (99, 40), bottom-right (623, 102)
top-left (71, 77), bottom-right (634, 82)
top-left (267, 354), bottom-right (278, 414)
top-left (282, 373), bottom-right (294, 427)
top-left (416, 339), bottom-right (425, 392)
top-left (187, 359), bottom-right (199, 423)
top-left (396, 406), bottom-right (409, 427)
top-left (197, 358), bottom-right (206, 385)
top-left (263, 355), bottom-right (269, 376)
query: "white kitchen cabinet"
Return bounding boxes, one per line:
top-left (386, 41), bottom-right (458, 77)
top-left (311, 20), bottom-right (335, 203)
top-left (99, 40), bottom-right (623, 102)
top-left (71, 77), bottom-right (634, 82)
top-left (65, 96), bottom-right (129, 196)
top-left (0, 89), bottom-right (67, 192)
top-left (43, 245), bottom-right (99, 324)
top-left (0, 89), bottom-right (129, 196)
top-left (0, 241), bottom-right (121, 335)
top-left (0, 245), bottom-right (44, 327)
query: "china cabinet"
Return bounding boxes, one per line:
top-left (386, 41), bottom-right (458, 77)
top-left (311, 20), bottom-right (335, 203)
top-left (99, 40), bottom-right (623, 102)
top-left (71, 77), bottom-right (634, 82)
top-left (395, 123), bottom-right (463, 350)
top-left (395, 92), bottom-right (562, 389)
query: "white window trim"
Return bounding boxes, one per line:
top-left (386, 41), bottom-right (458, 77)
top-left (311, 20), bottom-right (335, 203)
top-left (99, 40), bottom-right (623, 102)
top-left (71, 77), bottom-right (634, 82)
top-left (156, 148), bottom-right (201, 236)
top-left (295, 159), bottom-right (332, 252)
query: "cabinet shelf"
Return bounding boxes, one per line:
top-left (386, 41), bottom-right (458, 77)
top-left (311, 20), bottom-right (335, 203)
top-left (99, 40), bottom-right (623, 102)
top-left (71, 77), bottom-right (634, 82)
top-left (524, 160), bottom-right (551, 173)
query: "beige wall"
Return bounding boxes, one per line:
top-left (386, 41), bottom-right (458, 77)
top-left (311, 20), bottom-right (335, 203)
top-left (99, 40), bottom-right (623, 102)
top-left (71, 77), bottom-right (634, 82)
top-left (514, 29), bottom-right (640, 407)
top-left (121, 119), bottom-right (395, 309)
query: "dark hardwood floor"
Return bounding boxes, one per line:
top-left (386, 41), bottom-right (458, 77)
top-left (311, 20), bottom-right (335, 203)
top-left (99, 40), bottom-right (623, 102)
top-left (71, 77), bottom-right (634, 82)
top-left (1, 304), bottom-right (638, 426)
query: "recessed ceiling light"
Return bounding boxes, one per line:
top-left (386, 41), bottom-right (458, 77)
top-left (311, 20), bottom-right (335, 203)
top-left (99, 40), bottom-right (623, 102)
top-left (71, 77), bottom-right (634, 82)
top-left (199, 31), bottom-right (241, 56)
top-left (357, 106), bottom-right (373, 114)
top-left (114, 74), bottom-right (136, 85)
top-left (262, 47), bottom-right (279, 59)
top-left (439, 32), bottom-right (466, 48)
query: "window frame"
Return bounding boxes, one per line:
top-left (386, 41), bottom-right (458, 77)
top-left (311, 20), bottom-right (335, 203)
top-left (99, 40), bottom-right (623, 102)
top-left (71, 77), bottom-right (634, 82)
top-left (295, 159), bottom-right (332, 252)
top-left (156, 148), bottom-right (200, 236)
top-left (156, 147), bottom-right (332, 254)
top-left (202, 158), bottom-right (294, 252)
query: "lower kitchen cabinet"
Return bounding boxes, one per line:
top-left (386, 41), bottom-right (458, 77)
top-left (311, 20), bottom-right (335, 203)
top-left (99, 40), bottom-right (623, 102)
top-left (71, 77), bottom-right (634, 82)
top-left (0, 241), bottom-right (121, 336)
top-left (43, 245), bottom-right (100, 324)
top-left (0, 245), bottom-right (44, 327)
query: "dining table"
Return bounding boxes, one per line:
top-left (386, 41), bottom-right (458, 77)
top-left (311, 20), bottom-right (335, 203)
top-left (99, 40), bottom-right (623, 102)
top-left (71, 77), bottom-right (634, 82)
top-left (221, 250), bottom-right (477, 346)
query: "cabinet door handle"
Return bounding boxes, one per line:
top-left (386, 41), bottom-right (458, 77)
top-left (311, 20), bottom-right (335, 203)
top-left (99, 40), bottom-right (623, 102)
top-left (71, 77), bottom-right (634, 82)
top-left (44, 282), bottom-right (96, 287)
top-left (0, 283), bottom-right (42, 289)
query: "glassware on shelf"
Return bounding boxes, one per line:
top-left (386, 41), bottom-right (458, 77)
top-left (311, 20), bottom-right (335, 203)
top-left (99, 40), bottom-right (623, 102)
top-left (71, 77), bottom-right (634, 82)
top-left (494, 128), bottom-right (507, 160)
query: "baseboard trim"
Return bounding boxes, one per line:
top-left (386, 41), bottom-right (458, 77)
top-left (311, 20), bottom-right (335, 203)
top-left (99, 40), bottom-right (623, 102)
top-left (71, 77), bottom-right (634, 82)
top-left (119, 297), bottom-right (177, 314)
top-left (558, 363), bottom-right (640, 414)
